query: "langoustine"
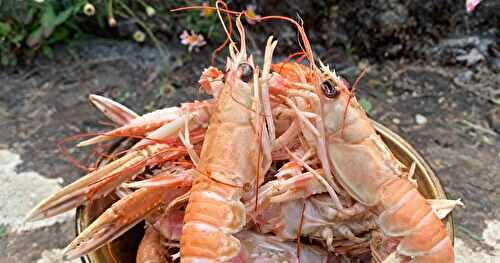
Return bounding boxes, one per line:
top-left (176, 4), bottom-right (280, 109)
top-left (179, 16), bottom-right (271, 262)
top-left (271, 60), bottom-right (457, 262)
top-left (322, 68), bottom-right (454, 262)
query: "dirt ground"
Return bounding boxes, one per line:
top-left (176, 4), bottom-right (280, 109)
top-left (0, 32), bottom-right (499, 262)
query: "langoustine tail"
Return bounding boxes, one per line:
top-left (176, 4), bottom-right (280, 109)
top-left (181, 177), bottom-right (245, 262)
top-left (377, 179), bottom-right (454, 262)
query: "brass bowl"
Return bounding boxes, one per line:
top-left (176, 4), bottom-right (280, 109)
top-left (76, 121), bottom-right (454, 262)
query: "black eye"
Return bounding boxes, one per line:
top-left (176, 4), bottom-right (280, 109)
top-left (237, 63), bottom-right (253, 83)
top-left (321, 81), bottom-right (339, 98)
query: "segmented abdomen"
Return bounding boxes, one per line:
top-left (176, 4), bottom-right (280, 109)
top-left (328, 134), bottom-right (454, 262)
top-left (181, 175), bottom-right (245, 262)
top-left (377, 178), bottom-right (454, 262)
top-left (180, 73), bottom-right (259, 262)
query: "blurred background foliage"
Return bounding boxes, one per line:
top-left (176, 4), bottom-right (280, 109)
top-left (0, 0), bottom-right (498, 66)
top-left (0, 0), bottom-right (85, 65)
top-left (0, 0), bottom-right (227, 66)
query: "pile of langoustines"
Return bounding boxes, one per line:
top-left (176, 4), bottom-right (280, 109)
top-left (26, 17), bottom-right (460, 263)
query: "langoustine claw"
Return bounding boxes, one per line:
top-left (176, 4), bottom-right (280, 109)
top-left (89, 94), bottom-right (139, 126)
top-left (25, 143), bottom-right (181, 222)
top-left (62, 170), bottom-right (192, 259)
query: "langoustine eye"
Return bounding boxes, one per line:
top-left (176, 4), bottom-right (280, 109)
top-left (237, 63), bottom-right (254, 83)
top-left (321, 80), bottom-right (339, 98)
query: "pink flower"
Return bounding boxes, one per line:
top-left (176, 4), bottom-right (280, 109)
top-left (180, 31), bottom-right (207, 52)
top-left (244, 4), bottom-right (261, 24)
top-left (466, 0), bottom-right (483, 12)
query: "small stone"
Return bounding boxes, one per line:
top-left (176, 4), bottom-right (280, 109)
top-left (36, 249), bottom-right (81, 263)
top-left (454, 238), bottom-right (498, 263)
top-left (438, 97), bottom-right (445, 104)
top-left (0, 150), bottom-right (74, 232)
top-left (490, 57), bottom-right (500, 71)
top-left (482, 219), bottom-right (500, 254)
top-left (392, 118), bottom-right (401, 124)
top-left (456, 48), bottom-right (485, 66)
top-left (384, 44), bottom-right (403, 57)
top-left (440, 36), bottom-right (480, 49)
top-left (455, 70), bottom-right (473, 83)
top-left (357, 59), bottom-right (370, 70)
top-left (415, 114), bottom-right (428, 125)
top-left (377, 5), bottom-right (409, 36)
top-left (482, 135), bottom-right (493, 145)
top-left (487, 108), bottom-right (500, 133)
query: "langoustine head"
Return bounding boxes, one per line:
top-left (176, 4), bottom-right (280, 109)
top-left (269, 60), bottom-right (374, 143)
top-left (198, 14), bottom-right (265, 100)
top-left (223, 15), bottom-right (258, 89)
top-left (315, 63), bottom-right (376, 143)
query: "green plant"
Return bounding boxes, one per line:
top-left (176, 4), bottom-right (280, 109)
top-left (0, 225), bottom-right (6, 239)
top-left (344, 44), bottom-right (354, 57)
top-left (0, 0), bottom-right (85, 66)
top-left (359, 98), bottom-right (373, 114)
top-left (179, 2), bottom-right (225, 42)
top-left (0, 0), bottom-right (234, 66)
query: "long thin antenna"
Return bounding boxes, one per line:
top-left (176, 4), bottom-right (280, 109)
top-left (215, 1), bottom-right (236, 51)
top-left (171, 4), bottom-right (316, 69)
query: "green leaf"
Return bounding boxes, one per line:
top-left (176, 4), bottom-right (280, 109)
top-left (0, 225), bottom-right (6, 239)
top-left (41, 4), bottom-right (56, 38)
top-left (46, 26), bottom-right (69, 44)
top-left (41, 4), bottom-right (56, 28)
top-left (359, 98), bottom-right (373, 114)
top-left (26, 27), bottom-right (43, 47)
top-left (11, 33), bottom-right (25, 44)
top-left (53, 8), bottom-right (73, 27)
top-left (0, 22), bottom-right (12, 37)
top-left (1, 55), bottom-right (10, 66)
top-left (42, 45), bottom-right (54, 59)
top-left (72, 1), bottom-right (86, 13)
top-left (96, 13), bottom-right (105, 29)
top-left (24, 7), bottom-right (37, 25)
